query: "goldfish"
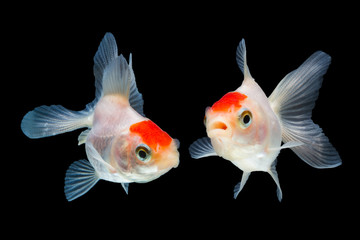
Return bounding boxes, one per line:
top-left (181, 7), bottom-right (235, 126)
top-left (21, 33), bottom-right (180, 201)
top-left (189, 39), bottom-right (341, 201)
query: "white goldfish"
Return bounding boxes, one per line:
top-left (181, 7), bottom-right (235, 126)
top-left (21, 33), bottom-right (180, 201)
top-left (189, 39), bottom-right (341, 201)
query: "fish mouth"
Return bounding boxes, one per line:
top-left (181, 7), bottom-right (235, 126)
top-left (207, 120), bottom-right (232, 138)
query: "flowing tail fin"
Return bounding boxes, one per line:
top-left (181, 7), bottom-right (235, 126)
top-left (21, 104), bottom-right (94, 139)
top-left (269, 51), bottom-right (341, 168)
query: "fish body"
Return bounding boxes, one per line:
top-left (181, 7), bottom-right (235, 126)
top-left (21, 33), bottom-right (179, 201)
top-left (189, 39), bottom-right (341, 201)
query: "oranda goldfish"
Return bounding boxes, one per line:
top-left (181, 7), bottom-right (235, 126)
top-left (189, 39), bottom-right (341, 201)
top-left (21, 33), bottom-right (180, 201)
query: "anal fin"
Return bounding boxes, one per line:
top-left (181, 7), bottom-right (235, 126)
top-left (268, 160), bottom-right (283, 202)
top-left (121, 183), bottom-right (129, 195)
top-left (234, 172), bottom-right (251, 199)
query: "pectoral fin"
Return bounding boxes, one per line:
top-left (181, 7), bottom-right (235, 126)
top-left (64, 160), bottom-right (99, 201)
top-left (189, 137), bottom-right (217, 159)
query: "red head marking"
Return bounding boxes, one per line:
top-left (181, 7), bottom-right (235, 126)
top-left (211, 92), bottom-right (247, 112)
top-left (129, 120), bottom-right (172, 151)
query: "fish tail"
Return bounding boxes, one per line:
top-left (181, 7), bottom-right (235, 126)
top-left (269, 51), bottom-right (341, 168)
top-left (21, 103), bottom-right (94, 139)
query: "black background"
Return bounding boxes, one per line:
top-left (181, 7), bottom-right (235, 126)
top-left (8, 5), bottom-right (357, 237)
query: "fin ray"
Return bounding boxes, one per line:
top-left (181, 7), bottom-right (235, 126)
top-left (21, 104), bottom-right (93, 139)
top-left (64, 159), bottom-right (99, 201)
top-left (121, 183), bottom-right (129, 194)
top-left (189, 137), bottom-right (217, 159)
top-left (269, 160), bottom-right (283, 202)
top-left (233, 172), bottom-right (250, 199)
top-left (269, 51), bottom-right (341, 168)
top-left (128, 53), bottom-right (144, 115)
top-left (93, 32), bottom-right (118, 100)
top-left (236, 39), bottom-right (253, 79)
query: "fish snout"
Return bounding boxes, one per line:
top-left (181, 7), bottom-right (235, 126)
top-left (207, 120), bottom-right (232, 138)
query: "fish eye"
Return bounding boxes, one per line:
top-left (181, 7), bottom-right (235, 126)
top-left (135, 144), bottom-right (151, 162)
top-left (238, 109), bottom-right (252, 129)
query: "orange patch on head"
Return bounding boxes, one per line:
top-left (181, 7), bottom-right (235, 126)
top-left (129, 120), bottom-right (172, 151)
top-left (211, 92), bottom-right (247, 112)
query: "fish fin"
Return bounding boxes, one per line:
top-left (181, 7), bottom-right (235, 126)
top-left (269, 141), bottom-right (304, 151)
top-left (174, 138), bottom-right (180, 149)
top-left (269, 51), bottom-right (341, 168)
top-left (121, 183), bottom-right (129, 195)
top-left (86, 141), bottom-right (132, 183)
top-left (189, 137), bottom-right (217, 159)
top-left (236, 39), bottom-right (253, 80)
top-left (86, 141), bottom-right (116, 173)
top-left (78, 129), bottom-right (91, 145)
top-left (95, 33), bottom-right (144, 114)
top-left (268, 160), bottom-right (283, 202)
top-left (233, 172), bottom-right (251, 199)
top-left (93, 32), bottom-right (118, 100)
top-left (21, 104), bottom-right (93, 139)
top-left (101, 54), bottom-right (133, 97)
top-left (128, 53), bottom-right (144, 116)
top-left (64, 159), bottom-right (100, 201)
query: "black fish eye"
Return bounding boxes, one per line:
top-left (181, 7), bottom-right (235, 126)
top-left (135, 144), bottom-right (151, 162)
top-left (238, 109), bottom-right (252, 128)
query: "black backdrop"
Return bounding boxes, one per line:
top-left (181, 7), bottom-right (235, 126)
top-left (10, 8), bottom-right (357, 237)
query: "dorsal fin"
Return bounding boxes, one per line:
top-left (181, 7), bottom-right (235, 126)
top-left (102, 54), bottom-right (133, 97)
top-left (93, 33), bottom-right (144, 115)
top-left (93, 33), bottom-right (118, 100)
top-left (236, 39), bottom-right (253, 80)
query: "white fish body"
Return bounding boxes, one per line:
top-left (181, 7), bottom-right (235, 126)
top-left (189, 39), bottom-right (341, 201)
top-left (21, 33), bottom-right (180, 201)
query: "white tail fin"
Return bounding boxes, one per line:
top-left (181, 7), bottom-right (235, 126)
top-left (21, 104), bottom-right (93, 139)
top-left (269, 51), bottom-right (341, 168)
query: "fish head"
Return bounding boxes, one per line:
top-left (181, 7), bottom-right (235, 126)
top-left (204, 91), bottom-right (270, 162)
top-left (111, 120), bottom-right (179, 182)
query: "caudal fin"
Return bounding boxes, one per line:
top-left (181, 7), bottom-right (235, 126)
top-left (269, 51), bottom-right (341, 168)
top-left (21, 104), bottom-right (94, 139)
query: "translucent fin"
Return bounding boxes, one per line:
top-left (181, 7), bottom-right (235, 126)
top-left (269, 51), bottom-right (341, 168)
top-left (269, 141), bottom-right (304, 151)
top-left (21, 104), bottom-right (93, 139)
top-left (233, 172), bottom-right (250, 199)
top-left (94, 34), bottom-right (144, 114)
top-left (189, 137), bottom-right (217, 159)
top-left (236, 39), bottom-right (253, 80)
top-left (64, 159), bottom-right (99, 201)
top-left (102, 55), bottom-right (133, 97)
top-left (174, 138), bottom-right (180, 149)
top-left (86, 141), bottom-right (116, 174)
top-left (268, 160), bottom-right (282, 202)
top-left (93, 32), bottom-right (118, 100)
top-left (121, 183), bottom-right (129, 194)
top-left (78, 129), bottom-right (91, 145)
top-left (86, 141), bottom-right (132, 183)
top-left (128, 53), bottom-right (144, 116)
